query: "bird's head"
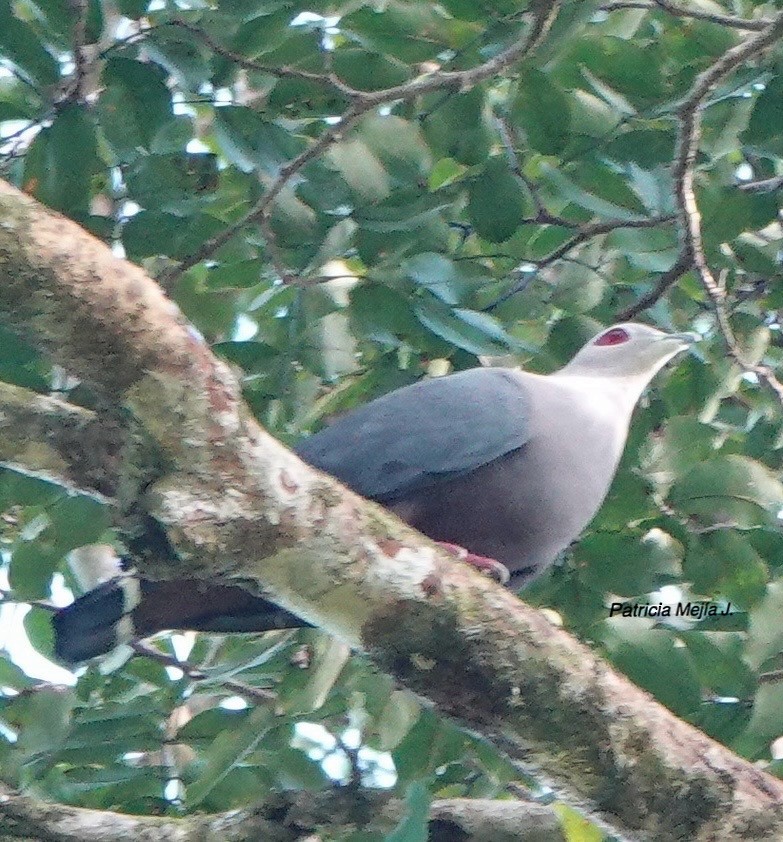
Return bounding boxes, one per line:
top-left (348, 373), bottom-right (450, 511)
top-left (560, 322), bottom-right (698, 382)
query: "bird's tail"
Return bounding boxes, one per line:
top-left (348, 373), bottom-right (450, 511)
top-left (52, 577), bottom-right (307, 664)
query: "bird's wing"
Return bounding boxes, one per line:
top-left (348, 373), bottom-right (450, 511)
top-left (294, 367), bottom-right (531, 502)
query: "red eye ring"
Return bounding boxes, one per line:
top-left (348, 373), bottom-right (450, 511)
top-left (594, 327), bottom-right (630, 347)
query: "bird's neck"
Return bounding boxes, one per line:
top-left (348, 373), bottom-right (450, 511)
top-left (547, 371), bottom-right (651, 421)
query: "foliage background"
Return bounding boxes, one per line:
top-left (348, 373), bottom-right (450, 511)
top-left (1, 0), bottom-right (783, 837)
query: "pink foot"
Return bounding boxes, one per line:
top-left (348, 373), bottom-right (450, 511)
top-left (435, 542), bottom-right (510, 585)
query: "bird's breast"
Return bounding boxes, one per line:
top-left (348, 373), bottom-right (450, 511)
top-left (500, 380), bottom-right (633, 567)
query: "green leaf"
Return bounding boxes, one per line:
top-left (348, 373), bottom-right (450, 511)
top-left (668, 455), bottom-right (783, 528)
top-left (641, 416), bottom-right (717, 486)
top-left (402, 253), bottom-right (463, 305)
top-left (47, 495), bottom-right (110, 551)
top-left (282, 636), bottom-right (349, 713)
top-left (341, 4), bottom-right (450, 62)
top-left (124, 154), bottom-right (220, 211)
top-left (272, 745), bottom-right (331, 790)
top-left (205, 260), bottom-right (264, 290)
top-left (0, 656), bottom-right (35, 690)
top-left (5, 686), bottom-right (75, 757)
top-left (62, 701), bottom-right (166, 755)
top-left (357, 191), bottom-right (452, 233)
top-left (375, 690), bottom-right (421, 752)
top-left (327, 137), bottom-right (390, 202)
top-left (680, 631), bottom-right (753, 699)
top-left (467, 156), bottom-right (531, 243)
top-left (349, 283), bottom-right (421, 345)
top-left (683, 531), bottom-right (768, 606)
top-left (742, 74), bottom-right (783, 146)
top-left (731, 236), bottom-right (781, 276)
top-left (605, 127), bottom-right (675, 167)
top-left (0, 0), bottom-right (60, 86)
top-left (597, 469), bottom-right (657, 528)
top-left (556, 803), bottom-right (604, 842)
top-left (607, 227), bottom-right (679, 272)
top-left (577, 530), bottom-right (681, 596)
top-left (568, 89), bottom-right (621, 139)
top-left (533, 0), bottom-right (602, 65)
top-left (550, 262), bottom-right (606, 313)
top-left (98, 58), bottom-right (174, 162)
top-left (25, 0), bottom-right (71, 44)
top-left (700, 187), bottom-right (778, 246)
top-left (122, 211), bottom-right (224, 260)
top-left (735, 681), bottom-right (783, 759)
top-left (557, 33), bottom-right (660, 107)
top-left (144, 30), bottom-right (211, 91)
top-left (600, 619), bottom-right (702, 716)
top-left (414, 295), bottom-right (513, 356)
top-left (746, 582), bottom-right (783, 671)
top-left (215, 106), bottom-right (304, 175)
top-left (116, 0), bottom-right (148, 17)
top-left (187, 705), bottom-right (274, 807)
top-left (196, 767), bottom-right (271, 810)
top-left (266, 76), bottom-right (350, 118)
top-left (385, 782), bottom-right (431, 842)
top-left (9, 541), bottom-right (60, 600)
top-left (421, 87), bottom-right (492, 166)
top-left (0, 77), bottom-right (39, 121)
top-left (332, 48), bottom-right (410, 91)
top-left (511, 68), bottom-right (571, 155)
top-left (22, 105), bottom-right (98, 215)
top-left (232, 9), bottom-right (296, 57)
top-left (178, 708), bottom-right (250, 741)
top-left (539, 163), bottom-right (641, 221)
top-left (356, 115), bottom-right (432, 183)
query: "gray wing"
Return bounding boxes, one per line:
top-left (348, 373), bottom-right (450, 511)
top-left (294, 367), bottom-right (531, 502)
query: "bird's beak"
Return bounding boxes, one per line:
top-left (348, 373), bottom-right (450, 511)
top-left (660, 331), bottom-right (700, 346)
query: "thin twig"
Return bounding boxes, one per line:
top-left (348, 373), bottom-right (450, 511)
top-left (0, 119), bottom-right (45, 170)
top-left (486, 215), bottom-right (676, 310)
top-left (168, 19), bottom-right (354, 95)
top-left (258, 213), bottom-right (300, 285)
top-left (737, 175), bottom-right (783, 194)
top-left (495, 114), bottom-right (567, 223)
top-left (616, 248), bottom-right (693, 320)
top-left (131, 640), bottom-right (279, 704)
top-left (600, 0), bottom-right (771, 31)
top-left (653, 0), bottom-right (771, 32)
top-left (67, 0), bottom-right (91, 104)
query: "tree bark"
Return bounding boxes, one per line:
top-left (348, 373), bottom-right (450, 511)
top-left (0, 783), bottom-right (564, 841)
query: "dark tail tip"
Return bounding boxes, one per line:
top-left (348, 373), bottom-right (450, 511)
top-left (53, 577), bottom-right (311, 665)
top-left (52, 578), bottom-right (135, 664)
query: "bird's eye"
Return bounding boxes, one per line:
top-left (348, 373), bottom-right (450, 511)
top-left (594, 327), bottom-right (630, 347)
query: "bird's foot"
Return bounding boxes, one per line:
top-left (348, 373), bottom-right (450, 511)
top-left (435, 542), bottom-right (510, 585)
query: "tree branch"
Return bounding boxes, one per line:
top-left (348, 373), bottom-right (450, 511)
top-left (162, 0), bottom-right (563, 281)
top-left (0, 782), bottom-right (564, 842)
top-left (0, 380), bottom-right (125, 498)
top-left (673, 8), bottom-right (783, 407)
